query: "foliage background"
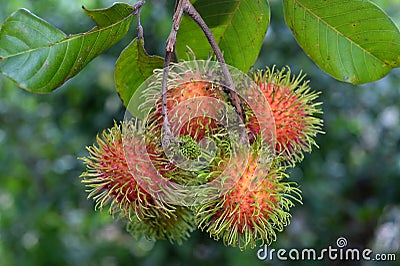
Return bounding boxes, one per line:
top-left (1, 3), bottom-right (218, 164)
top-left (0, 0), bottom-right (399, 265)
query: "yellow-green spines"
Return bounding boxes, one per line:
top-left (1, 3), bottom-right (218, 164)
top-left (79, 121), bottom-right (195, 243)
top-left (78, 62), bottom-right (322, 250)
top-left (249, 66), bottom-right (324, 166)
top-left (179, 135), bottom-right (201, 160)
top-left (194, 153), bottom-right (302, 250)
top-left (127, 206), bottom-right (195, 244)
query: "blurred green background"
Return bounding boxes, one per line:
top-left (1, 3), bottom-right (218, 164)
top-left (0, 0), bottom-right (399, 265)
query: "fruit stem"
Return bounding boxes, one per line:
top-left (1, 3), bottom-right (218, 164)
top-left (183, 1), bottom-right (245, 123)
top-left (133, 0), bottom-right (146, 40)
top-left (161, 0), bottom-right (188, 147)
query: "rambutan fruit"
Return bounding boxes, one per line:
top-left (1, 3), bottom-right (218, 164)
top-left (121, 60), bottom-right (278, 207)
top-left (145, 74), bottom-right (226, 142)
top-left (166, 80), bottom-right (223, 138)
top-left (80, 60), bottom-right (314, 247)
top-left (79, 121), bottom-right (195, 243)
top-left (127, 205), bottom-right (195, 244)
top-left (247, 66), bottom-right (323, 165)
top-left (195, 150), bottom-right (301, 250)
top-left (134, 61), bottom-right (249, 190)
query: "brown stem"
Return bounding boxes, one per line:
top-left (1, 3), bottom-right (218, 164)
top-left (183, 1), bottom-right (245, 122)
top-left (134, 0), bottom-right (145, 39)
top-left (161, 0), bottom-right (188, 148)
top-left (166, 0), bottom-right (187, 53)
top-left (133, 0), bottom-right (146, 11)
top-left (161, 51), bottom-right (175, 148)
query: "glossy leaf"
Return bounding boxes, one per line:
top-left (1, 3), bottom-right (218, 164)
top-left (0, 3), bottom-right (136, 93)
top-left (283, 0), bottom-right (400, 84)
top-left (176, 0), bottom-right (270, 72)
top-left (114, 38), bottom-right (164, 109)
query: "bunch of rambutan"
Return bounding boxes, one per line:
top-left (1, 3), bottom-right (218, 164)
top-left (80, 61), bottom-right (323, 249)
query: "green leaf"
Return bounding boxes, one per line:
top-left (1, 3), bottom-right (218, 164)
top-left (114, 38), bottom-right (164, 110)
top-left (283, 0), bottom-right (400, 84)
top-left (176, 0), bottom-right (270, 72)
top-left (0, 3), bottom-right (136, 93)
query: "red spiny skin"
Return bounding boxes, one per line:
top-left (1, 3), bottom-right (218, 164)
top-left (88, 125), bottom-right (176, 217)
top-left (247, 82), bottom-right (306, 152)
top-left (167, 81), bottom-right (221, 109)
top-left (213, 156), bottom-right (277, 232)
top-left (146, 136), bottom-right (178, 176)
top-left (140, 80), bottom-right (226, 183)
top-left (83, 123), bottom-right (196, 243)
top-left (96, 136), bottom-right (146, 205)
top-left (150, 81), bottom-right (224, 141)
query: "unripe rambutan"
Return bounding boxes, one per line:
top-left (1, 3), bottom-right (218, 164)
top-left (247, 66), bottom-right (323, 165)
top-left (195, 149), bottom-right (301, 250)
top-left (79, 122), bottom-right (195, 243)
top-left (178, 135), bottom-right (202, 160)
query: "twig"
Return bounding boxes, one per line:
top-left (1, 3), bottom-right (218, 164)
top-left (133, 0), bottom-right (146, 39)
top-left (133, 0), bottom-right (146, 12)
top-left (161, 0), bottom-right (188, 148)
top-left (183, 1), bottom-right (245, 122)
top-left (166, 0), bottom-right (186, 52)
top-left (161, 51), bottom-right (175, 148)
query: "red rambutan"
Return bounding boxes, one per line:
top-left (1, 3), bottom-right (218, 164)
top-left (79, 122), bottom-right (195, 243)
top-left (79, 61), bottom-right (320, 248)
top-left (195, 149), bottom-right (301, 249)
top-left (247, 66), bottom-right (323, 165)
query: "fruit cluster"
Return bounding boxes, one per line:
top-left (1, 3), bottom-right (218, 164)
top-left (80, 62), bottom-right (323, 250)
